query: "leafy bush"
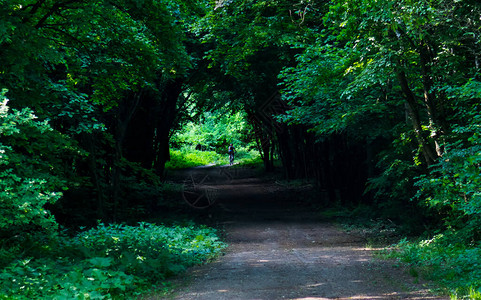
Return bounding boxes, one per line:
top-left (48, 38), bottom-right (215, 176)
top-left (69, 223), bottom-right (225, 273)
top-left (0, 90), bottom-right (81, 239)
top-left (0, 256), bottom-right (136, 300)
top-left (0, 222), bottom-right (226, 299)
top-left (416, 116), bottom-right (481, 243)
top-left (365, 126), bottom-right (435, 234)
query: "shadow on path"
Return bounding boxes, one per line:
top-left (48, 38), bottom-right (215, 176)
top-left (157, 166), bottom-right (447, 300)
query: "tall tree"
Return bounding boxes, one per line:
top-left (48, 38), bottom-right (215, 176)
top-left (0, 0), bottom-right (208, 222)
top-left (279, 0), bottom-right (481, 222)
top-left (196, 0), bottom-right (328, 173)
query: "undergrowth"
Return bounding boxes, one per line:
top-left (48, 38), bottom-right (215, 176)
top-left (382, 234), bottom-right (481, 299)
top-left (320, 205), bottom-right (481, 298)
top-left (0, 222), bottom-right (226, 299)
top-left (319, 204), bottom-right (403, 247)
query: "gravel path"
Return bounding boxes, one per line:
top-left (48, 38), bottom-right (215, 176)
top-left (159, 167), bottom-right (447, 300)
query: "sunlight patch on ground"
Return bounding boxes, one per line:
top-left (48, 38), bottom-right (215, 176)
top-left (293, 296), bottom-right (396, 300)
top-left (352, 247), bottom-right (384, 251)
top-left (305, 283), bottom-right (325, 288)
top-left (292, 298), bottom-right (331, 300)
top-left (291, 291), bottom-right (446, 300)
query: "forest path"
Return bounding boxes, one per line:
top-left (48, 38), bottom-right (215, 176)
top-left (158, 166), bottom-right (447, 300)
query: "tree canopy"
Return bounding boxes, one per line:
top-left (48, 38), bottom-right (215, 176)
top-left (2, 0), bottom-right (481, 296)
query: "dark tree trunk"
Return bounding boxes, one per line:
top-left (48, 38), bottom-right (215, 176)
top-left (153, 78), bottom-right (184, 177)
top-left (84, 133), bottom-right (107, 219)
top-left (111, 91), bottom-right (141, 221)
top-left (318, 137), bottom-right (337, 202)
top-left (248, 112), bottom-right (275, 172)
top-left (122, 78), bottom-right (183, 178)
top-left (124, 94), bottom-right (157, 169)
top-left (277, 124), bottom-right (294, 179)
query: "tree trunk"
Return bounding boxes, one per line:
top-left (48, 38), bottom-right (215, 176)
top-left (419, 43), bottom-right (447, 157)
top-left (277, 125), bottom-right (294, 179)
top-left (248, 111), bottom-right (275, 172)
top-left (396, 68), bottom-right (438, 166)
top-left (84, 133), bottom-right (106, 219)
top-left (111, 91), bottom-right (141, 221)
top-left (153, 78), bottom-right (184, 177)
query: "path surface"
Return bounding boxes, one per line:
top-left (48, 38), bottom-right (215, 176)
top-left (160, 166), bottom-right (447, 300)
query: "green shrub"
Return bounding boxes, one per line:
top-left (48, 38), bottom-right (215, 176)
top-left (69, 222), bottom-right (226, 273)
top-left (414, 140), bottom-right (481, 242)
top-left (0, 256), bottom-right (136, 299)
top-left (0, 90), bottom-right (81, 239)
top-left (384, 235), bottom-right (481, 298)
top-left (0, 222), bottom-right (226, 299)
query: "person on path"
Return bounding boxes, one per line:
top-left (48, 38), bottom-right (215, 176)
top-left (228, 143), bottom-right (235, 165)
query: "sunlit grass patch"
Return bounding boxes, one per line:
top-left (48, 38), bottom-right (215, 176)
top-left (166, 149), bottom-right (225, 169)
top-left (165, 148), bottom-right (261, 169)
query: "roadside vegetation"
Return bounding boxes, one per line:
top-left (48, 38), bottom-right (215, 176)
top-left (384, 236), bottom-right (481, 299)
top-left (321, 202), bottom-right (481, 299)
top-left (0, 223), bottom-right (225, 299)
top-left (2, 0), bottom-right (481, 298)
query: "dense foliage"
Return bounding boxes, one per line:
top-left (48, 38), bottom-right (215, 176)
top-left (0, 90), bottom-right (78, 238)
top-left (173, 110), bottom-right (252, 152)
top-left (0, 0), bottom-right (209, 225)
top-left (0, 222), bottom-right (225, 299)
top-left (2, 0), bottom-right (481, 296)
top-left (198, 0), bottom-right (481, 295)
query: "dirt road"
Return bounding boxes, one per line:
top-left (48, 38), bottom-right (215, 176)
top-left (161, 166), bottom-right (447, 300)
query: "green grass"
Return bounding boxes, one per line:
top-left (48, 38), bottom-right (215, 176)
top-left (165, 148), bottom-right (261, 170)
top-left (166, 149), bottom-right (225, 169)
top-left (382, 234), bottom-right (481, 299)
top-left (0, 222), bottom-right (226, 299)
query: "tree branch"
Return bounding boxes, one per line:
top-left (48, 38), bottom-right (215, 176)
top-left (34, 0), bottom-right (83, 29)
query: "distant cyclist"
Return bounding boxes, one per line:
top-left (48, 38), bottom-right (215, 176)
top-left (228, 143), bottom-right (235, 165)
